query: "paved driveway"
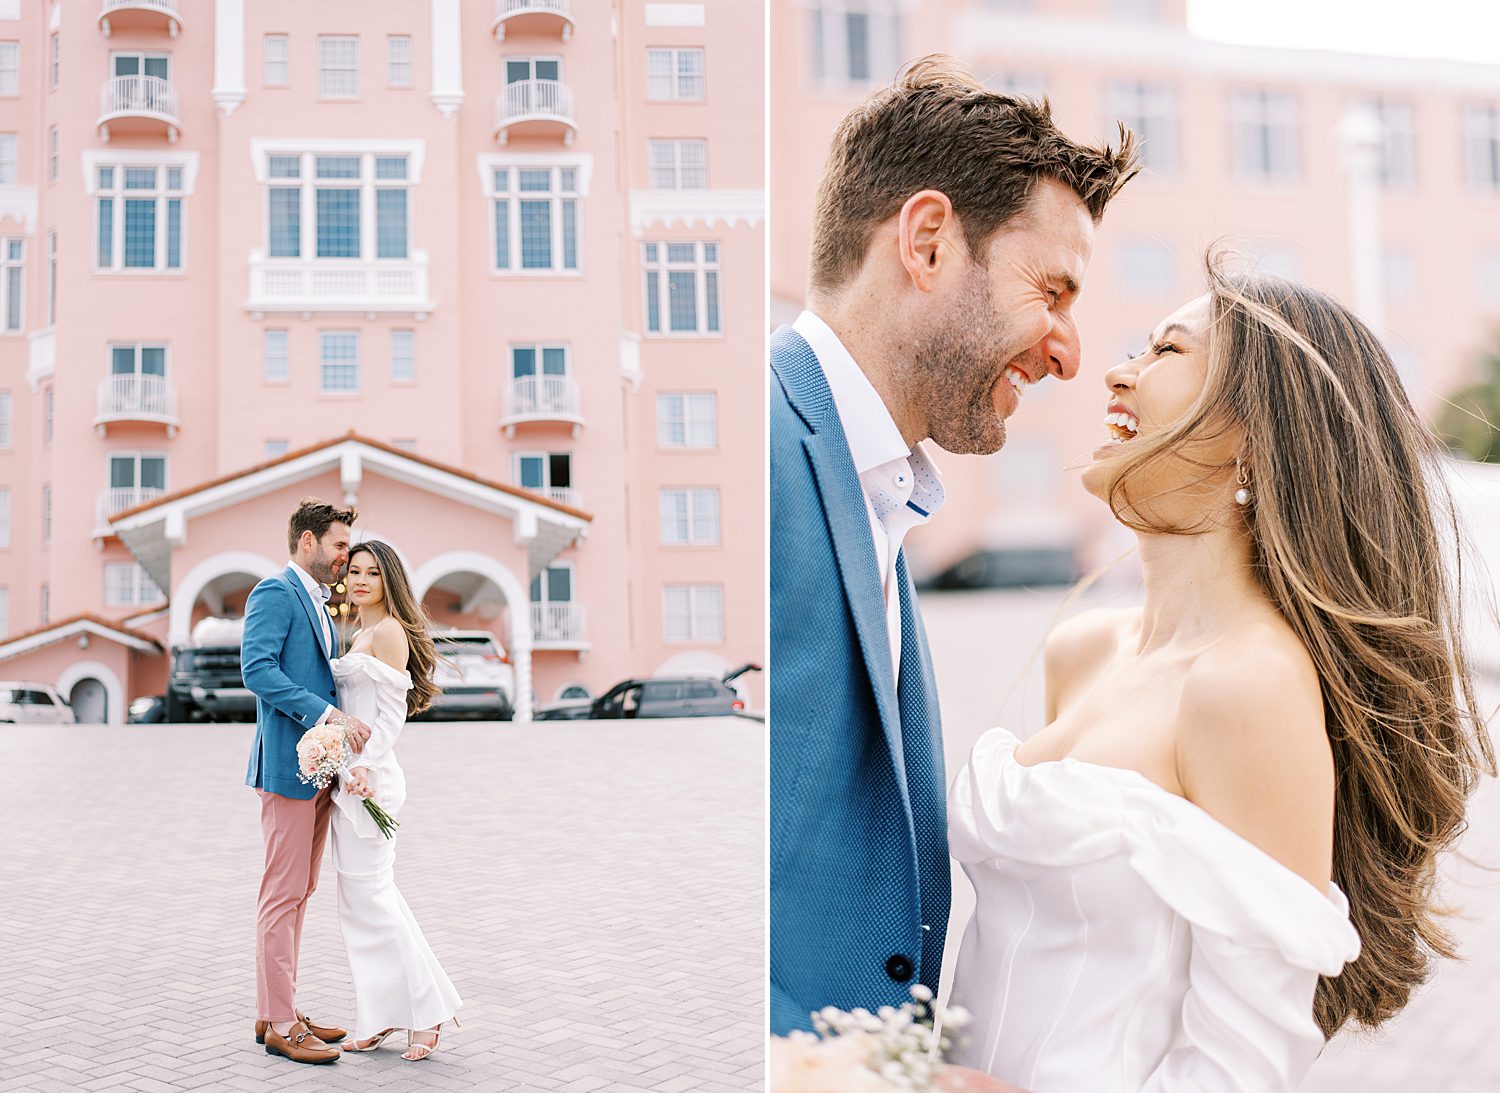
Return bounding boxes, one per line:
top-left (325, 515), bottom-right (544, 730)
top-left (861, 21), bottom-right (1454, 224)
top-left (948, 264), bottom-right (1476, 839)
top-left (0, 719), bottom-right (765, 1092)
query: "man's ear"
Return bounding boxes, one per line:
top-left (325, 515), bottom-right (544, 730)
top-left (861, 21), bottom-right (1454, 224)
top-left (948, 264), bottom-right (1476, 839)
top-left (897, 190), bottom-right (959, 293)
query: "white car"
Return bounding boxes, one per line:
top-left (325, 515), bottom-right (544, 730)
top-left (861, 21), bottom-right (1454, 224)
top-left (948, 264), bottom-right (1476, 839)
top-left (0, 682), bottom-right (76, 725)
top-left (418, 631), bottom-right (516, 720)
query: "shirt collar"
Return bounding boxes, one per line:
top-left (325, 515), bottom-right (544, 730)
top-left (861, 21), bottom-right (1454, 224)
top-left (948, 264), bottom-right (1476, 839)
top-left (793, 309), bottom-right (911, 476)
top-left (288, 561), bottom-right (331, 603)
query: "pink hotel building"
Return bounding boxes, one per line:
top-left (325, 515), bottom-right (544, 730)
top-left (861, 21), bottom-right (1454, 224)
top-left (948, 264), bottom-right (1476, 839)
top-left (772, 0), bottom-right (1500, 581)
top-left (0, 0), bottom-right (765, 723)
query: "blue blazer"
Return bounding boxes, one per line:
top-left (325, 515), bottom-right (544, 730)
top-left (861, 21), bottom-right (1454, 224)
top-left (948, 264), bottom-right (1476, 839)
top-left (769, 326), bottom-right (950, 1035)
top-left (242, 566), bottom-right (339, 800)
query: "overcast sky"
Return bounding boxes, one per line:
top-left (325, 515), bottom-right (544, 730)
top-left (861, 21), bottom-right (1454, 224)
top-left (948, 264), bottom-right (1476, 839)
top-left (1187, 0), bottom-right (1500, 66)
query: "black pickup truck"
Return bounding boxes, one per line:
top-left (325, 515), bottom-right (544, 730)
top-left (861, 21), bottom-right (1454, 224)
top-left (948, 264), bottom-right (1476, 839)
top-left (166, 643), bottom-right (257, 722)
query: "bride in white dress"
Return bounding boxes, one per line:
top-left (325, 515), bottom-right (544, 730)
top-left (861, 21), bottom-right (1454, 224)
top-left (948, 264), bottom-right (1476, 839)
top-left (948, 260), bottom-right (1493, 1092)
top-left (328, 539), bottom-right (462, 1061)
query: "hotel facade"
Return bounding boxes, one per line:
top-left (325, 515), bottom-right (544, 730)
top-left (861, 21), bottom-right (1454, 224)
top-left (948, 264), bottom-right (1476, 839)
top-left (772, 0), bottom-right (1500, 581)
top-left (0, 0), bottom-right (765, 722)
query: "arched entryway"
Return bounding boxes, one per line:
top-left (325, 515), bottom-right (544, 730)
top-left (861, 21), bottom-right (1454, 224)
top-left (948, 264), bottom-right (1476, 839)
top-left (169, 551), bottom-right (281, 648)
top-left (412, 551), bottom-right (534, 722)
top-left (69, 679), bottom-right (108, 724)
top-left (56, 661), bottom-right (127, 726)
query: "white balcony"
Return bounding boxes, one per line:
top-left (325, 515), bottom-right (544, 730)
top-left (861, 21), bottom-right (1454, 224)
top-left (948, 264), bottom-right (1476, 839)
top-left (531, 602), bottom-right (587, 648)
top-left (500, 375), bottom-right (584, 437)
top-left (494, 79), bottom-right (576, 146)
top-left (94, 374), bottom-right (180, 437)
top-left (96, 485), bottom-right (166, 536)
top-left (491, 0), bottom-right (574, 40)
top-left (531, 486), bottom-right (580, 509)
top-left (98, 75), bottom-right (180, 143)
top-left (246, 255), bottom-right (434, 317)
top-left (99, 0), bottom-right (182, 37)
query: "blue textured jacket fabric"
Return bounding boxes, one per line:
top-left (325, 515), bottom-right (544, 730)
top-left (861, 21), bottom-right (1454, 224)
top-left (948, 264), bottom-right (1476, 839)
top-left (769, 325), bottom-right (951, 1035)
top-left (242, 566), bottom-right (339, 800)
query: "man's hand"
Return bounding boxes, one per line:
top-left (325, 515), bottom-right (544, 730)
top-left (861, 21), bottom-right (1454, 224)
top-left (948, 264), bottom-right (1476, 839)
top-left (343, 768), bottom-right (374, 799)
top-left (938, 1066), bottom-right (1030, 1093)
top-left (333, 710), bottom-right (373, 753)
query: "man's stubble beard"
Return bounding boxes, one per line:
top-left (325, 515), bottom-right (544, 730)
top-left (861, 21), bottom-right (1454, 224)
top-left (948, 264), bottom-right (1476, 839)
top-left (901, 267), bottom-right (1014, 457)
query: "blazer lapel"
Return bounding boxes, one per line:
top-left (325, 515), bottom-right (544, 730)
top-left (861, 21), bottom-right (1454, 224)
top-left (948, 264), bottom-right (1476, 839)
top-left (774, 326), bottom-right (907, 787)
top-left (283, 567), bottom-right (331, 660)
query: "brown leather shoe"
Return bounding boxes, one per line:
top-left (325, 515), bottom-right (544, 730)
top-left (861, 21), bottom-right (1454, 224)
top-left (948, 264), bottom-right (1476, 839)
top-left (263, 1020), bottom-right (339, 1065)
top-left (255, 1015), bottom-right (347, 1045)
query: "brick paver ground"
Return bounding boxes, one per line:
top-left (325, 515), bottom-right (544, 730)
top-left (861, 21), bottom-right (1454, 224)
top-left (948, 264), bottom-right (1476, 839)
top-left (0, 718), bottom-right (764, 1092)
top-left (922, 586), bottom-right (1500, 1092)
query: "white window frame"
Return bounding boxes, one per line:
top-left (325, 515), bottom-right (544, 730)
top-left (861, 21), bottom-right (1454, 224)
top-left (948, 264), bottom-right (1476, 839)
top-left (643, 241), bottom-right (722, 337)
top-left (390, 329), bottom-right (414, 381)
top-left (531, 561), bottom-right (575, 606)
top-left (514, 451), bottom-right (572, 492)
top-left (648, 139), bottom-right (708, 190)
top-left (263, 328), bottom-right (289, 382)
top-left (1105, 81), bottom-right (1178, 176)
top-left (0, 133), bottom-right (14, 184)
top-left (659, 487), bottom-right (721, 545)
top-left (1464, 104), bottom-right (1500, 193)
top-left (264, 34), bottom-right (289, 86)
top-left (46, 230), bottom-right (55, 325)
top-left (109, 50), bottom-right (170, 82)
top-left (0, 237), bottom-right (21, 333)
top-left (487, 162), bottom-right (584, 275)
top-left (0, 586), bottom-right (7, 638)
top-left (42, 385), bottom-right (51, 444)
top-left (1229, 88), bottom-right (1300, 184)
top-left (0, 41), bottom-right (18, 96)
top-left (318, 35), bottom-right (360, 99)
top-left (265, 439), bottom-right (290, 458)
top-left (109, 342), bottom-right (168, 380)
top-left (319, 330), bottom-right (361, 394)
top-left (387, 35), bottom-right (413, 87)
top-left (49, 33), bottom-right (58, 89)
top-left (0, 389), bottom-right (9, 448)
top-left (0, 488), bottom-right (8, 548)
top-left (94, 164), bottom-right (188, 273)
top-left (105, 562), bottom-right (165, 608)
top-left (807, 2), bottom-right (902, 87)
top-left (662, 584), bottom-right (724, 643)
top-left (264, 150), bottom-right (411, 262)
top-left (41, 483), bottom-right (50, 545)
top-left (1353, 97), bottom-right (1416, 190)
top-left (657, 392), bottom-right (717, 448)
top-left (109, 451), bottom-right (168, 493)
top-left (646, 47), bottom-right (705, 100)
top-left (47, 126), bottom-right (56, 182)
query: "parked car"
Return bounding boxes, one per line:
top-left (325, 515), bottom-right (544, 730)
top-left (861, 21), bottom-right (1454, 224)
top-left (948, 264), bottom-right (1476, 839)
top-left (0, 682), bottom-right (76, 725)
top-left (534, 663), bottom-right (761, 721)
top-left (415, 630), bottom-right (515, 721)
top-left (167, 617), bottom-right (256, 723)
top-left (128, 695), bottom-right (168, 724)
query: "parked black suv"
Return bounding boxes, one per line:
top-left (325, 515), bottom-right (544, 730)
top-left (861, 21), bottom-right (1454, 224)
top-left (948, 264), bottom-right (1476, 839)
top-left (167, 644), bottom-right (257, 722)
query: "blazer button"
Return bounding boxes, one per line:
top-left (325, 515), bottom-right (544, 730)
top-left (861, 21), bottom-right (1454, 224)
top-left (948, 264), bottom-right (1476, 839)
top-left (885, 954), bottom-right (913, 983)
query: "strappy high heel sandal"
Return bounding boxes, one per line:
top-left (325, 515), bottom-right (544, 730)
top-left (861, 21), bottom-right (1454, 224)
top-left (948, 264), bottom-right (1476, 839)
top-left (343, 1028), bottom-right (401, 1052)
top-left (403, 1015), bottom-right (460, 1061)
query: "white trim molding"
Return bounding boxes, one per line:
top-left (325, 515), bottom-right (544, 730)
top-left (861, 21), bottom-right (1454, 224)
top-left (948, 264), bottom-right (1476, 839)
top-left (477, 151), bottom-right (595, 197)
top-left (57, 661), bottom-right (127, 726)
top-left (81, 149), bottom-right (201, 195)
top-left (249, 139), bottom-right (427, 185)
top-left (0, 184), bottom-right (38, 232)
top-left (25, 329), bottom-right (55, 391)
top-left (644, 4), bottom-right (705, 27)
top-left (0, 618), bottom-right (159, 663)
top-left (211, 0), bottom-right (246, 115)
top-left (629, 190), bottom-right (764, 235)
top-left (431, 0), bottom-right (464, 118)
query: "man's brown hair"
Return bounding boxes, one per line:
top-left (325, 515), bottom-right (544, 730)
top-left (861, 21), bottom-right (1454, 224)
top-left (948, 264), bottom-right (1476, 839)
top-left (287, 496), bottom-right (357, 555)
top-left (808, 54), bottom-right (1141, 292)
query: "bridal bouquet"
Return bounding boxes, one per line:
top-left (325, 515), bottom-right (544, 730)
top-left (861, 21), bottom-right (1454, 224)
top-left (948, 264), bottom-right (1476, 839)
top-left (295, 723), bottom-right (400, 839)
top-left (770, 985), bottom-right (970, 1092)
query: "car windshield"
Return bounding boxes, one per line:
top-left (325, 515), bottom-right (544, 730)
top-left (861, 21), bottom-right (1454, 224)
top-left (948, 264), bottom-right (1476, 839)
top-left (434, 636), bottom-right (501, 658)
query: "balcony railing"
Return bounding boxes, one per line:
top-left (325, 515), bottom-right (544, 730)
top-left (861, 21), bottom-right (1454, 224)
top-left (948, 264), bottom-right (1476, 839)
top-left (94, 374), bottom-right (180, 436)
top-left (500, 375), bottom-right (584, 436)
top-left (494, 79), bottom-right (576, 145)
top-left (99, 0), bottom-right (183, 37)
top-left (531, 602), bottom-right (587, 646)
top-left (536, 486), bottom-right (580, 508)
top-left (491, 0), bottom-right (574, 40)
top-left (96, 485), bottom-right (166, 535)
top-left (97, 75), bottom-right (181, 142)
top-left (246, 256), bottom-right (434, 316)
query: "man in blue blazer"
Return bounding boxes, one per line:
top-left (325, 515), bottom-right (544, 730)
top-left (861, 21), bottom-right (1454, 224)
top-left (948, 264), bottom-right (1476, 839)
top-left (769, 55), bottom-right (1139, 1050)
top-left (243, 497), bottom-right (374, 1065)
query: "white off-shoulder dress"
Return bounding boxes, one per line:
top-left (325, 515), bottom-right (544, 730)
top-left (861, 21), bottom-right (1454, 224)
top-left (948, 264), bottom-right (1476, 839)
top-left (329, 652), bottom-right (462, 1041)
top-left (947, 728), bottom-right (1361, 1093)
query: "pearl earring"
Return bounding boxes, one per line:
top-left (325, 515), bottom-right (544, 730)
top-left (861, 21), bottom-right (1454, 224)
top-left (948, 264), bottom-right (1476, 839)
top-left (1234, 459), bottom-right (1251, 506)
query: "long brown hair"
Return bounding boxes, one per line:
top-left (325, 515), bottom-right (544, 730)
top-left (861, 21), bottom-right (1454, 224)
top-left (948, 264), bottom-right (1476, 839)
top-left (1099, 253), bottom-right (1495, 1036)
top-left (349, 539), bottom-right (439, 718)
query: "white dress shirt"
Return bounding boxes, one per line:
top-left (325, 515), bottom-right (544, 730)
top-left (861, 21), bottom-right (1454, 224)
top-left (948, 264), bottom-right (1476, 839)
top-left (289, 560), bottom-right (336, 724)
top-left (793, 310), bottom-right (945, 687)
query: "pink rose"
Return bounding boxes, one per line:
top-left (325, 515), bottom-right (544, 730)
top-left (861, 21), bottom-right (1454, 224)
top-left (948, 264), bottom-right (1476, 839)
top-left (769, 1034), bottom-right (897, 1092)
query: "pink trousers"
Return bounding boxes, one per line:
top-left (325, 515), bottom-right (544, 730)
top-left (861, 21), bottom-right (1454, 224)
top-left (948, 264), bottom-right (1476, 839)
top-left (255, 785), bottom-right (333, 1022)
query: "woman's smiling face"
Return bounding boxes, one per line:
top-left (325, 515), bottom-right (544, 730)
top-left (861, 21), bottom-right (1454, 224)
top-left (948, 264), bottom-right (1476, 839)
top-left (346, 549), bottom-right (385, 610)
